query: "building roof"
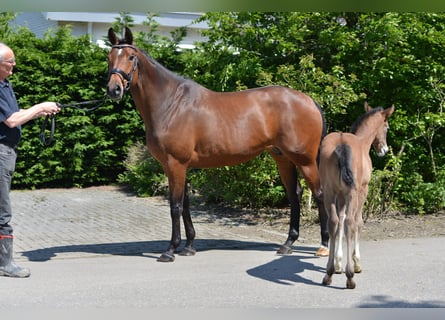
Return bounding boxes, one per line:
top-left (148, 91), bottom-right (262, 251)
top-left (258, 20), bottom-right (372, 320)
top-left (45, 12), bottom-right (207, 29)
top-left (11, 12), bottom-right (208, 48)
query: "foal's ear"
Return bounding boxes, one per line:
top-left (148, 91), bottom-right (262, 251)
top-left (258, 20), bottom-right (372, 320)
top-left (108, 28), bottom-right (119, 45)
top-left (364, 101), bottom-right (372, 112)
top-left (384, 104), bottom-right (395, 118)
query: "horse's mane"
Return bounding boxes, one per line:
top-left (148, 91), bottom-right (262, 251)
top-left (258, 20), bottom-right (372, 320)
top-left (138, 47), bottom-right (190, 84)
top-left (350, 107), bottom-right (383, 134)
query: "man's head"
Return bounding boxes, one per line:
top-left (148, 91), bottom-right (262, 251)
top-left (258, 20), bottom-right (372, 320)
top-left (0, 43), bottom-right (16, 81)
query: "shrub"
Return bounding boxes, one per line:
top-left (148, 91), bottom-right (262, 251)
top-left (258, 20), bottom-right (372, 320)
top-left (189, 153), bottom-right (287, 209)
top-left (396, 170), bottom-right (445, 215)
top-left (117, 141), bottom-right (168, 197)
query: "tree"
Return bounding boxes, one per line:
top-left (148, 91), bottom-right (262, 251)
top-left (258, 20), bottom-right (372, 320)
top-left (176, 12), bottom-right (445, 213)
top-left (2, 12), bottom-right (444, 213)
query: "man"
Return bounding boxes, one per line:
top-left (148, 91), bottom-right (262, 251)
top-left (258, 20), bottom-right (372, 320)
top-left (0, 42), bottom-right (61, 278)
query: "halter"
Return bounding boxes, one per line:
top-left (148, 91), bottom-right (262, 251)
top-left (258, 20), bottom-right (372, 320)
top-left (108, 44), bottom-right (139, 92)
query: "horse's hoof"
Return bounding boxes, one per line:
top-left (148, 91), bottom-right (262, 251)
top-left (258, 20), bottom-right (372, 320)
top-left (346, 279), bottom-right (356, 289)
top-left (157, 252), bottom-right (175, 262)
top-left (179, 247), bottom-right (196, 256)
top-left (277, 245), bottom-right (292, 255)
top-left (315, 246), bottom-right (329, 257)
top-left (334, 264), bottom-right (343, 274)
top-left (322, 275), bottom-right (332, 286)
top-left (354, 265), bottom-right (362, 273)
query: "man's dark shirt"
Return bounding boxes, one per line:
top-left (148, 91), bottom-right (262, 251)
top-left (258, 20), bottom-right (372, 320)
top-left (0, 80), bottom-right (21, 146)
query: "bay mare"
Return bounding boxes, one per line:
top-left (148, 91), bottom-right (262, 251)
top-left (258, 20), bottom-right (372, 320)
top-left (320, 102), bottom-right (394, 289)
top-left (106, 27), bottom-right (329, 262)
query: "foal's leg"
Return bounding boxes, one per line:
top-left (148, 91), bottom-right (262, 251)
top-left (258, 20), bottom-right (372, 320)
top-left (158, 161), bottom-right (188, 262)
top-left (353, 227), bottom-right (362, 273)
top-left (352, 213), bottom-right (363, 274)
top-left (272, 157), bottom-right (301, 255)
top-left (344, 205), bottom-right (357, 289)
top-left (334, 200), bottom-right (346, 273)
top-left (179, 182), bottom-right (197, 256)
top-left (353, 192), bottom-right (366, 273)
top-left (322, 202), bottom-right (338, 286)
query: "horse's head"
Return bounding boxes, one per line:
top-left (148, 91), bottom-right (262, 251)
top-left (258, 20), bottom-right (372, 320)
top-left (106, 27), bottom-right (139, 100)
top-left (365, 102), bottom-right (395, 157)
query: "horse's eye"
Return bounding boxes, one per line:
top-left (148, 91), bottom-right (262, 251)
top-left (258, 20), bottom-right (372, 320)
top-left (129, 55), bottom-right (136, 61)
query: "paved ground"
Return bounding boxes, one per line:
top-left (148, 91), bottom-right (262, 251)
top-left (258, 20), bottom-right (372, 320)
top-left (2, 186), bottom-right (445, 311)
top-left (10, 186), bottom-right (292, 260)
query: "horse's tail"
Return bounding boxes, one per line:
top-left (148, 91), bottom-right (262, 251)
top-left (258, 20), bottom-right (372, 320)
top-left (334, 143), bottom-right (355, 188)
top-left (313, 100), bottom-right (327, 166)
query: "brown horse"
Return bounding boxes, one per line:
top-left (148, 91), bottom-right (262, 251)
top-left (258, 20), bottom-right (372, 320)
top-left (106, 27), bottom-right (329, 262)
top-left (320, 102), bottom-right (394, 289)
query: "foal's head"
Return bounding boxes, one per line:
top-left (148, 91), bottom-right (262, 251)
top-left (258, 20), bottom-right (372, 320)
top-left (365, 102), bottom-right (395, 157)
top-left (106, 27), bottom-right (138, 100)
top-left (351, 102), bottom-right (395, 157)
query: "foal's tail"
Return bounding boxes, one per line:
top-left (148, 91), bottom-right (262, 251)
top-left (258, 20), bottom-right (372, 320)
top-left (334, 143), bottom-right (355, 187)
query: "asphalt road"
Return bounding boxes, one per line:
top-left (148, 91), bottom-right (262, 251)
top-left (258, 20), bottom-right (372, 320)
top-left (2, 188), bottom-right (444, 312)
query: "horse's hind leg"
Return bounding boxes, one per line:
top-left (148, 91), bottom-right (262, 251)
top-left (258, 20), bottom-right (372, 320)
top-left (353, 192), bottom-right (366, 273)
top-left (314, 195), bottom-right (329, 256)
top-left (322, 203), bottom-right (338, 286)
top-left (352, 216), bottom-right (362, 274)
top-left (334, 201), bottom-right (346, 273)
top-left (353, 231), bottom-right (362, 273)
top-left (179, 182), bottom-right (197, 256)
top-left (299, 162), bottom-right (329, 256)
top-left (272, 156), bottom-right (301, 255)
top-left (344, 208), bottom-right (357, 289)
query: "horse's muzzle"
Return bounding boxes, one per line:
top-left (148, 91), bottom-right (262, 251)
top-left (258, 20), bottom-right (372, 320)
top-left (107, 82), bottom-right (124, 101)
top-left (376, 144), bottom-right (389, 157)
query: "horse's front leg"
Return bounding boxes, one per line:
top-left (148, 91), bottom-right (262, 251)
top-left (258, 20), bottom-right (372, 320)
top-left (179, 182), bottom-right (197, 256)
top-left (157, 161), bottom-right (188, 262)
top-left (157, 198), bottom-right (183, 262)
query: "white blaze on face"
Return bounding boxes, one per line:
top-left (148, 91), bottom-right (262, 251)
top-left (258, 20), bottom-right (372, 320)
top-left (118, 48), bottom-right (123, 56)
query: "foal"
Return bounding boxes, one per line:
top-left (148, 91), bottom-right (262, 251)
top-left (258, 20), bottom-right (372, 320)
top-left (320, 102), bottom-right (394, 289)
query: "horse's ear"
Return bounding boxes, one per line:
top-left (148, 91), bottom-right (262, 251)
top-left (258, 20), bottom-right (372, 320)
top-left (124, 27), bottom-right (134, 45)
top-left (385, 104), bottom-right (395, 118)
top-left (108, 28), bottom-right (118, 45)
top-left (364, 101), bottom-right (372, 112)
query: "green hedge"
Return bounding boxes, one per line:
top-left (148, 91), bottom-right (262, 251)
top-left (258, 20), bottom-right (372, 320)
top-left (2, 23), bottom-right (145, 188)
top-left (2, 12), bottom-right (445, 215)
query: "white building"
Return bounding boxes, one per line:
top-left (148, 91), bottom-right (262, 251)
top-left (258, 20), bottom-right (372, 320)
top-left (10, 12), bottom-right (208, 49)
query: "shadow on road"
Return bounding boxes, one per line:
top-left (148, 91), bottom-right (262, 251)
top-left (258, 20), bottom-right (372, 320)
top-left (356, 294), bottom-right (445, 308)
top-left (20, 239), bottom-right (320, 262)
top-left (246, 254), bottom-right (327, 287)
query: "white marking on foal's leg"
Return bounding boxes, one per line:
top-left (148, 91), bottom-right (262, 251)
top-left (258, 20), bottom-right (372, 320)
top-left (353, 231), bottom-right (362, 273)
top-left (334, 214), bottom-right (345, 273)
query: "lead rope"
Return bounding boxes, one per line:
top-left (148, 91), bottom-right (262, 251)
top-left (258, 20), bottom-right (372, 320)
top-left (39, 95), bottom-right (109, 146)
